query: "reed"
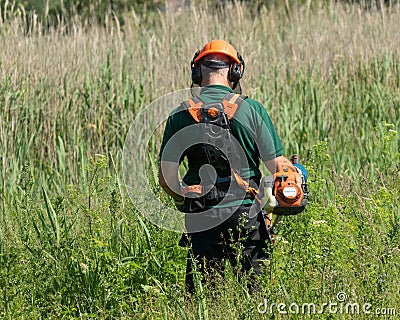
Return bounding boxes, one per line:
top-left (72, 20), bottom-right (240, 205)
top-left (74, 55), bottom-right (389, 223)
top-left (0, 1), bottom-right (399, 318)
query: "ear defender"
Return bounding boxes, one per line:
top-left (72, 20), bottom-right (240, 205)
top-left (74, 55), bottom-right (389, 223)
top-left (228, 53), bottom-right (245, 83)
top-left (191, 50), bottom-right (202, 85)
top-left (191, 47), bottom-right (245, 86)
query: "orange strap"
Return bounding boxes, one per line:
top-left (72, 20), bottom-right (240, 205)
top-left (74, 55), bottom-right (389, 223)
top-left (231, 169), bottom-right (262, 203)
top-left (186, 98), bottom-right (203, 122)
top-left (182, 184), bottom-right (203, 195)
top-left (232, 169), bottom-right (274, 232)
top-left (183, 93), bottom-right (245, 122)
top-left (265, 212), bottom-right (273, 228)
top-left (222, 94), bottom-right (242, 120)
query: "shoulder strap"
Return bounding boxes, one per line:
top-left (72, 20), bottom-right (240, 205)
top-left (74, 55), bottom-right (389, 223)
top-left (183, 93), bottom-right (247, 122)
top-left (182, 96), bottom-right (203, 122)
top-left (222, 93), bottom-right (248, 120)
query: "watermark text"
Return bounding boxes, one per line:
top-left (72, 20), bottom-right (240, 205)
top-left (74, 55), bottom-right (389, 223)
top-left (257, 292), bottom-right (396, 316)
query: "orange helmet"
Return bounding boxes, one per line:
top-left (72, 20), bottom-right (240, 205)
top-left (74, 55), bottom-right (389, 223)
top-left (194, 40), bottom-right (241, 64)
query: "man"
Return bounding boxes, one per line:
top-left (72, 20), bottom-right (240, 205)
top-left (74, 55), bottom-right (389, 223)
top-left (158, 40), bottom-right (295, 293)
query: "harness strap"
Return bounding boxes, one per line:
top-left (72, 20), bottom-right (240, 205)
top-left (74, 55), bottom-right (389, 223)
top-left (231, 169), bottom-right (273, 232)
top-left (264, 212), bottom-right (273, 228)
top-left (231, 169), bottom-right (262, 203)
top-left (182, 185), bottom-right (203, 195)
top-left (182, 93), bottom-right (270, 218)
top-left (183, 97), bottom-right (203, 122)
top-left (183, 92), bottom-right (259, 199)
top-left (183, 93), bottom-right (247, 122)
top-left (222, 93), bottom-right (247, 120)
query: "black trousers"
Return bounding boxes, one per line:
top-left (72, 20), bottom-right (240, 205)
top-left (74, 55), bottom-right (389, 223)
top-left (181, 205), bottom-right (270, 294)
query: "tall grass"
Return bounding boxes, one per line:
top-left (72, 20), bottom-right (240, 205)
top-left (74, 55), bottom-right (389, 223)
top-left (0, 1), bottom-right (399, 318)
top-left (1, 1), bottom-right (398, 191)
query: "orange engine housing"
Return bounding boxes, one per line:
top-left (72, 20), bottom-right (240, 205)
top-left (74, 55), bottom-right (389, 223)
top-left (273, 167), bottom-right (304, 208)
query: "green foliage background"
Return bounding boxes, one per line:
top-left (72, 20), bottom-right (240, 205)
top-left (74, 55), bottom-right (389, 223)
top-left (0, 0), bottom-right (399, 319)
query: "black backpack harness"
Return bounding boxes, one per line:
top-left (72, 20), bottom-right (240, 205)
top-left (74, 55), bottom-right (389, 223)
top-left (180, 93), bottom-right (262, 212)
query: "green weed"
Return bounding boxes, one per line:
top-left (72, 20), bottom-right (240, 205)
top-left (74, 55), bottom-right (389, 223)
top-left (0, 1), bottom-right (399, 318)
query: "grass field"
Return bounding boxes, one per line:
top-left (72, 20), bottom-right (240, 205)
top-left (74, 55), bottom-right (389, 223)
top-left (0, 1), bottom-right (399, 319)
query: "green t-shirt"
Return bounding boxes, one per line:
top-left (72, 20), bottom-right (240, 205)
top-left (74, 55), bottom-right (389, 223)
top-left (159, 84), bottom-right (283, 206)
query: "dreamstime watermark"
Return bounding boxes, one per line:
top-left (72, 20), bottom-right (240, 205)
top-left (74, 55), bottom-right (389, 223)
top-left (257, 292), bottom-right (396, 316)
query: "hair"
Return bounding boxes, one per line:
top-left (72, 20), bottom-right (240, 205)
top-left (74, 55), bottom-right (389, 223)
top-left (200, 64), bottom-right (229, 78)
top-left (200, 53), bottom-right (231, 80)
